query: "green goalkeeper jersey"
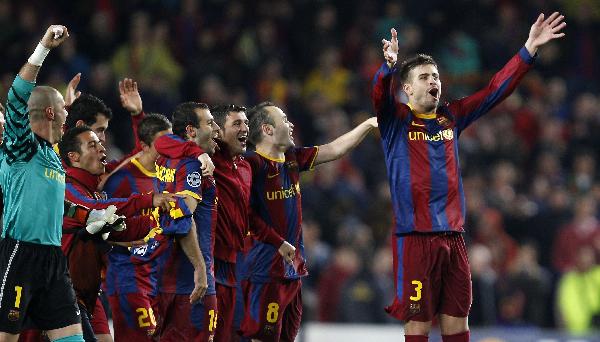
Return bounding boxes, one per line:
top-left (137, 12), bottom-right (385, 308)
top-left (0, 75), bottom-right (65, 246)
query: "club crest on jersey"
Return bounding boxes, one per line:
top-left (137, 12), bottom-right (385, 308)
top-left (409, 303), bottom-right (421, 315)
top-left (285, 160), bottom-right (298, 172)
top-left (187, 171), bottom-right (201, 188)
top-left (263, 324), bottom-right (276, 335)
top-left (8, 309), bottom-right (19, 321)
top-left (436, 115), bottom-right (451, 127)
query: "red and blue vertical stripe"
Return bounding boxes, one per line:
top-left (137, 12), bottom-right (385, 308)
top-left (372, 47), bottom-right (535, 234)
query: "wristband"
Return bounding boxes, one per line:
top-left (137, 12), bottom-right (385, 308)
top-left (27, 42), bottom-right (50, 66)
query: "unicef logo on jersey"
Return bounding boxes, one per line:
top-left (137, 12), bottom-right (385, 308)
top-left (187, 171), bottom-right (201, 188)
top-left (408, 128), bottom-right (454, 142)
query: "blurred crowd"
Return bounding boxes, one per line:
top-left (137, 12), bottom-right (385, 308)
top-left (1, 0), bottom-right (599, 335)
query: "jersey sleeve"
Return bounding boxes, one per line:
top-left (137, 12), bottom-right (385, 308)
top-left (158, 159), bottom-right (202, 236)
top-left (108, 215), bottom-right (155, 242)
top-left (371, 62), bottom-right (410, 124)
top-left (249, 209), bottom-right (285, 247)
top-left (294, 147), bottom-right (319, 172)
top-left (173, 159), bottom-right (203, 200)
top-left (450, 47), bottom-right (535, 132)
top-left (2, 75), bottom-right (37, 164)
top-left (154, 134), bottom-right (205, 160)
top-left (65, 183), bottom-right (154, 217)
top-left (102, 169), bottom-right (130, 197)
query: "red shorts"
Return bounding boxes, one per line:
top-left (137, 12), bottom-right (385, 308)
top-left (90, 297), bottom-right (111, 335)
top-left (17, 330), bottom-right (42, 342)
top-left (155, 293), bottom-right (217, 342)
top-left (239, 279), bottom-right (302, 342)
top-left (386, 232), bottom-right (471, 322)
top-left (108, 293), bottom-right (156, 341)
top-left (214, 284), bottom-right (236, 342)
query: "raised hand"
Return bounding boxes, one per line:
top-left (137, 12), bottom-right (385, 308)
top-left (119, 78), bottom-right (143, 115)
top-left (382, 28), bottom-right (399, 66)
top-left (41, 25), bottom-right (69, 49)
top-left (64, 73), bottom-right (82, 106)
top-left (525, 12), bottom-right (566, 56)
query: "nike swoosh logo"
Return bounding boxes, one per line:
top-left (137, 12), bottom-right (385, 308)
top-left (411, 121), bottom-right (425, 127)
top-left (267, 173), bottom-right (280, 179)
top-left (76, 309), bottom-right (80, 316)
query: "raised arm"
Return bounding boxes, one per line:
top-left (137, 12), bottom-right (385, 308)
top-left (451, 12), bottom-right (566, 131)
top-left (19, 25), bottom-right (69, 82)
top-left (371, 28), bottom-right (399, 119)
top-left (314, 117), bottom-right (378, 165)
top-left (3, 25), bottom-right (68, 163)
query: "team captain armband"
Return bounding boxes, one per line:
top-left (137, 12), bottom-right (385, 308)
top-left (64, 200), bottom-right (90, 224)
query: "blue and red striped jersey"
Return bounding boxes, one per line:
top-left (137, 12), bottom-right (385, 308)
top-left (372, 47), bottom-right (535, 235)
top-left (102, 157), bottom-right (156, 296)
top-left (154, 134), bottom-right (285, 268)
top-left (242, 147), bottom-right (318, 282)
top-left (153, 153), bottom-right (218, 295)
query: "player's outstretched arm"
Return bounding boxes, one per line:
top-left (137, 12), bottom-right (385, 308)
top-left (314, 117), bottom-right (378, 165)
top-left (372, 28), bottom-right (400, 120)
top-left (524, 12), bottom-right (566, 56)
top-left (20, 25), bottom-right (69, 82)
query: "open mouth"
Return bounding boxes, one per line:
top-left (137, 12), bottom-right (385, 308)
top-left (100, 155), bottom-right (107, 166)
top-left (428, 88), bottom-right (439, 99)
top-left (238, 135), bottom-right (247, 148)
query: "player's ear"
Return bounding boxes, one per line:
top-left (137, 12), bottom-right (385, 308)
top-left (140, 140), bottom-right (151, 152)
top-left (262, 123), bottom-right (273, 136)
top-left (185, 124), bottom-right (196, 138)
top-left (45, 106), bottom-right (55, 121)
top-left (67, 151), bottom-right (80, 164)
top-left (402, 82), bottom-right (412, 96)
top-left (75, 119), bottom-right (86, 127)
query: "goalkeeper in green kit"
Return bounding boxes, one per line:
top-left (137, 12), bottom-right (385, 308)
top-left (0, 25), bottom-right (85, 342)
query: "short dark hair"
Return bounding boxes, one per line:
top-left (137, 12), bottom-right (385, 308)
top-left (399, 54), bottom-right (438, 83)
top-left (247, 101), bottom-right (276, 145)
top-left (171, 102), bottom-right (209, 139)
top-left (65, 94), bottom-right (113, 129)
top-left (138, 113), bottom-right (172, 146)
top-left (210, 104), bottom-right (246, 129)
top-left (59, 126), bottom-right (92, 167)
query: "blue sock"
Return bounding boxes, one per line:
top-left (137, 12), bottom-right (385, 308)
top-left (51, 334), bottom-right (85, 342)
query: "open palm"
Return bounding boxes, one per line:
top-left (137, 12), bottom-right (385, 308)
top-left (527, 12), bottom-right (566, 49)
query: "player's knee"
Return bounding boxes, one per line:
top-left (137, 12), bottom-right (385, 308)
top-left (404, 320), bottom-right (432, 336)
top-left (50, 334), bottom-right (85, 342)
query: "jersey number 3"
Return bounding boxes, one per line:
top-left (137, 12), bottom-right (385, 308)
top-left (410, 280), bottom-right (422, 301)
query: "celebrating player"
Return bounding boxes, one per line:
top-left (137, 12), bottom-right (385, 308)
top-left (238, 102), bottom-right (377, 341)
top-left (0, 25), bottom-right (85, 342)
top-left (372, 12), bottom-right (566, 342)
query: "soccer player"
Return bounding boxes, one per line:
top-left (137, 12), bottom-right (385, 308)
top-left (58, 126), bottom-right (180, 341)
top-left (0, 25), bottom-right (85, 342)
top-left (102, 114), bottom-right (173, 341)
top-left (239, 102), bottom-right (378, 342)
top-left (64, 78), bottom-right (143, 175)
top-left (372, 12), bottom-right (566, 342)
top-left (154, 104), bottom-right (295, 342)
top-left (152, 102), bottom-right (220, 341)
